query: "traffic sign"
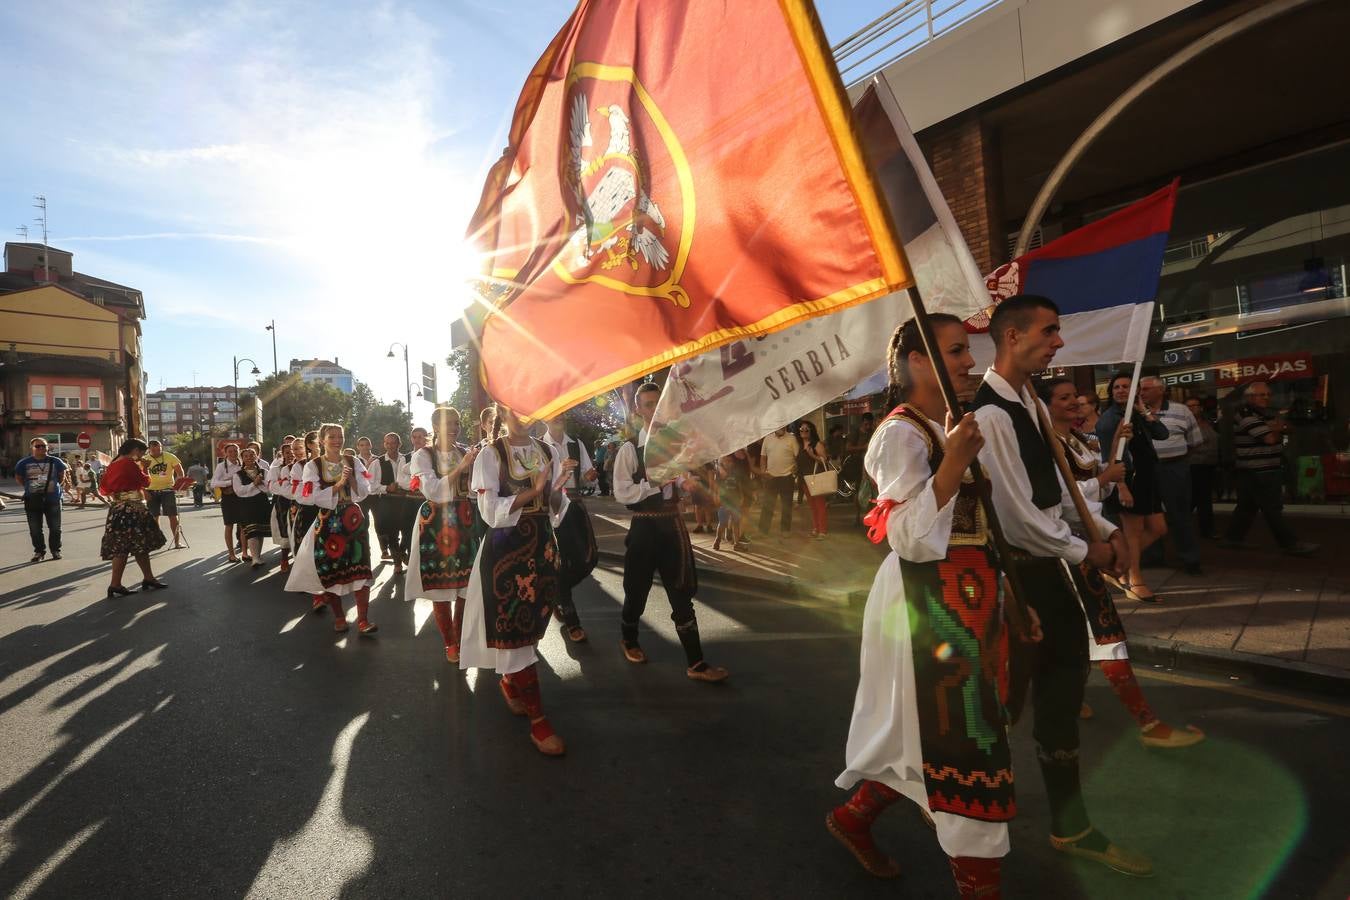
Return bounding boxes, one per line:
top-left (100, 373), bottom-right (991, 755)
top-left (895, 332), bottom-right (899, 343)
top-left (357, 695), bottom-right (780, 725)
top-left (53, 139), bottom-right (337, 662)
top-left (76, 432), bottom-right (92, 449)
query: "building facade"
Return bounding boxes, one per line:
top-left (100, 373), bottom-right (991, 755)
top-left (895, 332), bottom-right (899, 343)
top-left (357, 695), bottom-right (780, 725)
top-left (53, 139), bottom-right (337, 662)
top-left (145, 387), bottom-right (239, 443)
top-left (0, 242), bottom-right (147, 461)
top-left (288, 358), bottom-right (353, 394)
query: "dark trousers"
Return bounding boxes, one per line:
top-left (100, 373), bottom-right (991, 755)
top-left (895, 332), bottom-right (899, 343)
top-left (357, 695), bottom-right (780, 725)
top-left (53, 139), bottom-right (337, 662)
top-left (1190, 464), bottom-right (1215, 537)
top-left (597, 470), bottom-right (610, 496)
top-left (192, 483), bottom-right (205, 507)
top-left (758, 475), bottom-right (795, 534)
top-left (1226, 468), bottom-right (1297, 548)
top-left (1018, 557), bottom-right (1091, 838)
top-left (1154, 458), bottom-right (1199, 565)
top-left (373, 494), bottom-right (415, 559)
top-left (26, 498), bottom-right (62, 554)
top-left (622, 514), bottom-right (697, 632)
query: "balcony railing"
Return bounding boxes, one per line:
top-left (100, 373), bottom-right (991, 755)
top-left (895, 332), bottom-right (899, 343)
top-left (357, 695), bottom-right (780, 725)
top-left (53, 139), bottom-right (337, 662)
top-left (833, 0), bottom-right (1007, 86)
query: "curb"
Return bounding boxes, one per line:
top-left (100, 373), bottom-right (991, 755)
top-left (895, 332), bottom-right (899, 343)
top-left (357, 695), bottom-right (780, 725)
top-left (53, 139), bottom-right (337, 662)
top-left (1126, 635), bottom-right (1349, 696)
top-left (597, 549), bottom-right (1349, 696)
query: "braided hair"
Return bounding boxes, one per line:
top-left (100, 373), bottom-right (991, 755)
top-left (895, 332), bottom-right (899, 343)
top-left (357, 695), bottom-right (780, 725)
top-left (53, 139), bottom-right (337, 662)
top-left (882, 313), bottom-right (963, 410)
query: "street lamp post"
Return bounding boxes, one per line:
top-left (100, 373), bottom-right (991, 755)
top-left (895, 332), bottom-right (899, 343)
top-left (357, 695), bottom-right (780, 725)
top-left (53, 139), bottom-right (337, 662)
top-left (233, 355), bottom-right (261, 439)
top-left (388, 342), bottom-right (412, 423)
top-left (264, 321), bottom-right (278, 375)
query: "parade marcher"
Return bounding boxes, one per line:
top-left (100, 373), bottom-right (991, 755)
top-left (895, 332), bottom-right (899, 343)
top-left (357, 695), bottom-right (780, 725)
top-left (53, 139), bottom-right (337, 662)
top-left (1043, 378), bottom-right (1204, 749)
top-left (142, 439), bottom-right (185, 549)
top-left (99, 439), bottom-right (168, 597)
top-left (354, 436), bottom-right (380, 554)
top-left (211, 443), bottom-right (246, 562)
top-left (973, 295), bottom-right (1150, 877)
top-left (543, 414), bottom-right (599, 643)
top-left (288, 433), bottom-right (323, 598)
top-left (1224, 381), bottom-right (1318, 556)
top-left (15, 437), bottom-right (67, 562)
top-left (391, 428), bottom-right (429, 574)
top-left (614, 382), bottom-right (729, 682)
top-left (268, 442), bottom-right (295, 572)
top-left (285, 423), bottom-right (377, 634)
top-left (477, 406), bottom-right (499, 448)
top-left (232, 446), bottom-right (274, 569)
top-left (461, 405), bottom-right (575, 756)
top-left (1095, 373), bottom-right (1169, 602)
top-left (830, 314), bottom-right (1017, 897)
top-left (367, 432), bottom-right (402, 563)
top-left (407, 406), bottom-right (482, 662)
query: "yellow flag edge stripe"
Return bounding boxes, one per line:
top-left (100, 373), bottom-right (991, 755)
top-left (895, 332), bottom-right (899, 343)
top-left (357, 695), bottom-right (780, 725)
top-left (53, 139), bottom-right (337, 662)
top-left (777, 0), bottom-right (913, 293)
top-left (499, 276), bottom-right (894, 422)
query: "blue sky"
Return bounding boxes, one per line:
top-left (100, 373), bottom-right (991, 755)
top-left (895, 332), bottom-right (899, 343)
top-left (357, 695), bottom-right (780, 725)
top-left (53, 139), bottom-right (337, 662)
top-left (0, 1), bottom-right (897, 416)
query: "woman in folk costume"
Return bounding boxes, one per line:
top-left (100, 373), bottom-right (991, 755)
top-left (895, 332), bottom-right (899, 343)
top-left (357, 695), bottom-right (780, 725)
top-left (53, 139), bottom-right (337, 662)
top-left (407, 405), bottom-right (482, 663)
top-left (829, 315), bottom-right (1019, 899)
top-left (232, 446), bottom-right (273, 570)
top-left (211, 443), bottom-right (246, 562)
top-left (1042, 378), bottom-right (1204, 749)
top-left (268, 442), bottom-right (295, 573)
top-left (285, 423), bottom-right (378, 634)
top-left (99, 439), bottom-right (169, 597)
top-left (288, 432), bottom-right (321, 598)
top-left (461, 404), bottom-right (577, 757)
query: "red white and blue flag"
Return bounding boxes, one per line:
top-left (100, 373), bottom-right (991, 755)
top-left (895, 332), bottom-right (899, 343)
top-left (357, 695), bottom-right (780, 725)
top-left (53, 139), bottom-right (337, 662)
top-left (969, 179), bottom-right (1179, 368)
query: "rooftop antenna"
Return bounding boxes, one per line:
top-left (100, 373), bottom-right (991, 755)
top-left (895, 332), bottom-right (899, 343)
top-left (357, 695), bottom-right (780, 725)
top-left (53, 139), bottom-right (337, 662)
top-left (15, 225), bottom-right (29, 240)
top-left (32, 195), bottom-right (49, 280)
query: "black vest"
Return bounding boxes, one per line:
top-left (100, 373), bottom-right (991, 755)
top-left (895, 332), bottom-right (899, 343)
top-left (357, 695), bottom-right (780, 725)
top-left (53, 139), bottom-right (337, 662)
top-left (972, 380), bottom-right (1061, 511)
top-left (625, 439), bottom-right (671, 512)
top-left (377, 455), bottom-right (396, 486)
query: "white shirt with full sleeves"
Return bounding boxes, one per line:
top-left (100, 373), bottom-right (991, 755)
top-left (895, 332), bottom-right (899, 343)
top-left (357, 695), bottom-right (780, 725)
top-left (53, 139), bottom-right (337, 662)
top-left (231, 466), bottom-right (269, 498)
top-left (458, 439), bottom-right (569, 676)
top-left (835, 415), bottom-right (1009, 860)
top-left (283, 457), bottom-right (372, 597)
top-left (612, 431), bottom-right (669, 506)
top-left (210, 460), bottom-right (240, 489)
top-left (403, 446), bottom-right (473, 603)
top-left (972, 370), bottom-right (1115, 565)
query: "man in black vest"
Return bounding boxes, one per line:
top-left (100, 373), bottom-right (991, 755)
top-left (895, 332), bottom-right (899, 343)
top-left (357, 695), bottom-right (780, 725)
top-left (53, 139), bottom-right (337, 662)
top-left (373, 432), bottom-right (409, 571)
top-left (613, 382), bottom-right (728, 682)
top-left (972, 295), bottom-right (1149, 877)
top-left (543, 415), bottom-right (598, 642)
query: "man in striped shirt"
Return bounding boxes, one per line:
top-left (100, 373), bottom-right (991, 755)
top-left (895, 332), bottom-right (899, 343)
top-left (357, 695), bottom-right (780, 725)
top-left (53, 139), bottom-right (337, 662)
top-left (1222, 381), bottom-right (1317, 556)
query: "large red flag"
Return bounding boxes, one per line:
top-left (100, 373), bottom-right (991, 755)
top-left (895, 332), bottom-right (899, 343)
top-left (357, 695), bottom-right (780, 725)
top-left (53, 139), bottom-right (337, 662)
top-left (467, 0), bottom-right (911, 420)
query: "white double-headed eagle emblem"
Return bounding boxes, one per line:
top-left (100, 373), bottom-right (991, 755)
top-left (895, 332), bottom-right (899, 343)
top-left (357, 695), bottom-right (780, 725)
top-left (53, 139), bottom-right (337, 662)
top-left (564, 92), bottom-right (670, 274)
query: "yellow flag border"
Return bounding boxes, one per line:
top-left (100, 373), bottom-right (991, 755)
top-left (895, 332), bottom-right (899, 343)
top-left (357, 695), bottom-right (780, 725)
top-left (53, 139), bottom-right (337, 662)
top-left (481, 0), bottom-right (919, 421)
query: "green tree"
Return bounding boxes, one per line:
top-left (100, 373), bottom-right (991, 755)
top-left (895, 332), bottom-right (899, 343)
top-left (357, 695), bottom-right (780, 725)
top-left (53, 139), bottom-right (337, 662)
top-left (445, 348), bottom-right (473, 413)
top-left (244, 372), bottom-right (350, 446)
top-left (345, 381), bottom-right (410, 443)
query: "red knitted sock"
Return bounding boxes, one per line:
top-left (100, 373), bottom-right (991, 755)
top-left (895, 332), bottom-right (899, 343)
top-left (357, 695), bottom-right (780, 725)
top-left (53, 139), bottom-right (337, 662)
top-left (948, 856), bottom-right (1002, 899)
top-left (1100, 659), bottom-right (1160, 730)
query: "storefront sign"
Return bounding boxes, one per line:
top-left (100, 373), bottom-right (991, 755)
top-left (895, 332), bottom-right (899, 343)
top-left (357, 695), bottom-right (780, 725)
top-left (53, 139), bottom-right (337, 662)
top-left (1163, 369), bottom-right (1215, 388)
top-left (1163, 345), bottom-right (1210, 366)
top-left (840, 398), bottom-right (872, 415)
top-left (1216, 352), bottom-right (1314, 386)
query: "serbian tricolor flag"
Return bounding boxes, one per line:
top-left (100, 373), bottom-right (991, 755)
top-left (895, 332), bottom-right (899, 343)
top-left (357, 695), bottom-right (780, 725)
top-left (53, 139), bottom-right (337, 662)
top-left (969, 179), bottom-right (1179, 368)
top-left (465, 0), bottom-right (912, 420)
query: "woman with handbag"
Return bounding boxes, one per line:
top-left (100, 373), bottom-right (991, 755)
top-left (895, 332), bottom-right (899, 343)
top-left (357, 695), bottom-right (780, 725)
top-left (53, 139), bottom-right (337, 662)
top-left (797, 421), bottom-right (832, 539)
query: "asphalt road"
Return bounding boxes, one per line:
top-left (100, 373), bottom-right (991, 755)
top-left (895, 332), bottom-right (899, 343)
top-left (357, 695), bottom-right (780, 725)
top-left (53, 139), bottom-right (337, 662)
top-left (1, 502), bottom-right (1348, 899)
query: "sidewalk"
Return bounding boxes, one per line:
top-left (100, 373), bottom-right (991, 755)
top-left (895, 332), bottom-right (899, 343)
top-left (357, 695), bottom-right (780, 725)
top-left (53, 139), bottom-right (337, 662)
top-left (585, 495), bottom-right (1350, 690)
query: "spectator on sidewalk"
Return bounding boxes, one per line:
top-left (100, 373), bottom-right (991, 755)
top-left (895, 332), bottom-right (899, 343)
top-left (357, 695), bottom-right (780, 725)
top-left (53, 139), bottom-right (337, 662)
top-left (1077, 392), bottom-right (1102, 452)
top-left (1096, 372), bottom-right (1169, 601)
top-left (15, 437), bottom-right (67, 562)
top-left (713, 454), bottom-right (746, 551)
top-left (593, 441), bottom-right (609, 496)
top-left (1223, 381), bottom-right (1318, 556)
top-left (187, 461), bottom-right (210, 507)
top-left (1185, 398), bottom-right (1219, 539)
top-left (756, 425), bottom-right (799, 537)
top-left (70, 456), bottom-right (107, 508)
top-left (826, 424), bottom-right (846, 464)
top-left (1141, 376), bottom-right (1203, 575)
top-left (797, 420), bottom-right (830, 539)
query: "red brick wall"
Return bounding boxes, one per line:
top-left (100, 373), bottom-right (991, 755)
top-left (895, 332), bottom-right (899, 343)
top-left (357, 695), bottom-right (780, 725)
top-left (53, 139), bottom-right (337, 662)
top-left (918, 115), bottom-right (1004, 275)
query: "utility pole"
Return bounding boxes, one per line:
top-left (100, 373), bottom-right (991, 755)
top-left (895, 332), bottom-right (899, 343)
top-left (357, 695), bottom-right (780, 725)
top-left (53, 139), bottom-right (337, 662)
top-left (32, 196), bottom-right (49, 281)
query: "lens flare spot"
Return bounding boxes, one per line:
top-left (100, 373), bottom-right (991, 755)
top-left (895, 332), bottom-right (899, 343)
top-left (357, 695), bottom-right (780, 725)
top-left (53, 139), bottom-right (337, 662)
top-left (934, 642), bottom-right (953, 661)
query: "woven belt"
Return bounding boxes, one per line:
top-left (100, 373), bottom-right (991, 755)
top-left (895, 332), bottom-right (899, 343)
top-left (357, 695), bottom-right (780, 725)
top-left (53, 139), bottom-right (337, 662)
top-left (112, 490), bottom-right (144, 502)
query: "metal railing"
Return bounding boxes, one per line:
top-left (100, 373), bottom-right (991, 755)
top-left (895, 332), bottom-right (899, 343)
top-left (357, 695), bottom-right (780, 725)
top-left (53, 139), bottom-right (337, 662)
top-left (833, 0), bottom-right (1007, 86)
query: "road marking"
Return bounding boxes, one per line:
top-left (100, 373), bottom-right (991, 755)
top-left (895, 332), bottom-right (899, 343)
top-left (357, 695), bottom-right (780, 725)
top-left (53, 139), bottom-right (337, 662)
top-left (1134, 668), bottom-right (1350, 718)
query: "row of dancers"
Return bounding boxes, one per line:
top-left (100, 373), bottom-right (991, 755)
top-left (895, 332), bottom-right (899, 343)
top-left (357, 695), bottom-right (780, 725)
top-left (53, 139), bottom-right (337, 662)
top-left (204, 399), bottom-right (728, 758)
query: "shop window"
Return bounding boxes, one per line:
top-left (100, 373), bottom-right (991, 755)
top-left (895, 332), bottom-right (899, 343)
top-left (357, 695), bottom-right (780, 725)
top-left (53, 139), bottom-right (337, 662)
top-left (30, 386), bottom-right (46, 409)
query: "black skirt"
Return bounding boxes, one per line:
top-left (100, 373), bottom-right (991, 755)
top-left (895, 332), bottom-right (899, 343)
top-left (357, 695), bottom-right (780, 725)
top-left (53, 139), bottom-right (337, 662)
top-left (101, 500), bottom-right (167, 559)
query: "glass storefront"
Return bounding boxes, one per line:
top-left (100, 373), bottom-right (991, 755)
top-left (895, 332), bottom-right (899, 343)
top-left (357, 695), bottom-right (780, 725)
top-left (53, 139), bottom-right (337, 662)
top-left (1092, 142), bottom-right (1350, 502)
